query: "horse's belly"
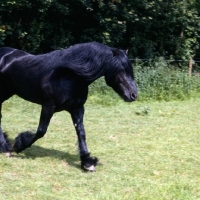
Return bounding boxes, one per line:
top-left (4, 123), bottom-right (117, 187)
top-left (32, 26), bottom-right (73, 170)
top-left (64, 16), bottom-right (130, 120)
top-left (16, 90), bottom-right (42, 104)
top-left (12, 79), bottom-right (42, 104)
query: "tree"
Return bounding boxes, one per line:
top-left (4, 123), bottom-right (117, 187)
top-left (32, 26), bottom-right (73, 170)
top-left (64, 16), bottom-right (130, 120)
top-left (0, 0), bottom-right (200, 60)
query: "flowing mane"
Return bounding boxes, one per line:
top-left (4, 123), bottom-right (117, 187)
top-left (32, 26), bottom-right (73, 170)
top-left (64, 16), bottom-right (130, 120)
top-left (61, 42), bottom-right (133, 81)
top-left (22, 42), bottom-right (132, 81)
top-left (55, 42), bottom-right (113, 81)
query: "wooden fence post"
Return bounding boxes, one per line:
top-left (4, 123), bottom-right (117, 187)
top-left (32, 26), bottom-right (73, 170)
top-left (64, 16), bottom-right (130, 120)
top-left (189, 58), bottom-right (193, 77)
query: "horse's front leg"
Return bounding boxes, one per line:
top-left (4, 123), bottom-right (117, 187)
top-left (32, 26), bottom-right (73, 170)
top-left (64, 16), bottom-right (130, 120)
top-left (70, 106), bottom-right (98, 172)
top-left (0, 103), bottom-right (11, 154)
top-left (12, 103), bottom-right (55, 153)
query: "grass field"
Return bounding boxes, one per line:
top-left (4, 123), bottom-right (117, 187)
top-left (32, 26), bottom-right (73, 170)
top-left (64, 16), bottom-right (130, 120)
top-left (0, 96), bottom-right (200, 199)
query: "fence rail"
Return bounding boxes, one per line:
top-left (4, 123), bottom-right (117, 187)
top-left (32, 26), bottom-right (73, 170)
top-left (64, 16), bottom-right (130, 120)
top-left (130, 58), bottom-right (200, 76)
top-left (129, 58), bottom-right (200, 63)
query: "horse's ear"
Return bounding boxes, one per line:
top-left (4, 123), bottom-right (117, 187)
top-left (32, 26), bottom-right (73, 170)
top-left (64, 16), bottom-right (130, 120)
top-left (112, 48), bottom-right (119, 57)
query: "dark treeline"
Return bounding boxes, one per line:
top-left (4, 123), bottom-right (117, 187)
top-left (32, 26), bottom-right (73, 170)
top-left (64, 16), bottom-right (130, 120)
top-left (0, 0), bottom-right (200, 60)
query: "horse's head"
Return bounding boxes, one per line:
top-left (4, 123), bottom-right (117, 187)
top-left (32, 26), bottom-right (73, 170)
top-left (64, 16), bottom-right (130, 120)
top-left (105, 49), bottom-right (138, 102)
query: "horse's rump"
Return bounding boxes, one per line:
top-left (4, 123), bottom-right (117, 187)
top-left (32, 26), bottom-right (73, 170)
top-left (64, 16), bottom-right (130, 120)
top-left (0, 48), bottom-right (29, 73)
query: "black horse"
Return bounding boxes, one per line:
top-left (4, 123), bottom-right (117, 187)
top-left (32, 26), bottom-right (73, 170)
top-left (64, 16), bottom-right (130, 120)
top-left (0, 42), bottom-right (137, 171)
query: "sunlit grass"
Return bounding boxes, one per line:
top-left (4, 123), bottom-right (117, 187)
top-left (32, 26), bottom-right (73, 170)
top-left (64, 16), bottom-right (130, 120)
top-left (0, 96), bottom-right (200, 199)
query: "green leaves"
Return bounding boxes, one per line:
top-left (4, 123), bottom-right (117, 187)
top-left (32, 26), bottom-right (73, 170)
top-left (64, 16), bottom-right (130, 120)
top-left (0, 0), bottom-right (200, 59)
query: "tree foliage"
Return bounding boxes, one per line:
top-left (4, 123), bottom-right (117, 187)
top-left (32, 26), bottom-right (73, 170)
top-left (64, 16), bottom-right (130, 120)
top-left (0, 0), bottom-right (200, 60)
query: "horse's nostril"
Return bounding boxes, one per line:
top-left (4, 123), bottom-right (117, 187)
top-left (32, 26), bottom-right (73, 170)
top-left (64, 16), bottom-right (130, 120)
top-left (131, 93), bottom-right (137, 100)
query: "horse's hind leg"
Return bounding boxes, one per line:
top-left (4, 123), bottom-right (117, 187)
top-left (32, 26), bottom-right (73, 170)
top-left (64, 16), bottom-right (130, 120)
top-left (12, 103), bottom-right (55, 153)
top-left (0, 103), bottom-right (11, 154)
top-left (0, 77), bottom-right (14, 154)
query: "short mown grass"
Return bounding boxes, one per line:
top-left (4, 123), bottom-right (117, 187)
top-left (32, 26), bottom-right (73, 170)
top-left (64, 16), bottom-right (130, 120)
top-left (0, 96), bottom-right (200, 199)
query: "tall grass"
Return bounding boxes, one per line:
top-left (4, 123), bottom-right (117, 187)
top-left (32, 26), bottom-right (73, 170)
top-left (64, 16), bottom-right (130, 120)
top-left (88, 58), bottom-right (200, 105)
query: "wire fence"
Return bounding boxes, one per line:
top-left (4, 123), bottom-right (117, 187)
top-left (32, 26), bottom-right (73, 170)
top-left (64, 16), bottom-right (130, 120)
top-left (129, 58), bottom-right (200, 63)
top-left (129, 58), bottom-right (200, 76)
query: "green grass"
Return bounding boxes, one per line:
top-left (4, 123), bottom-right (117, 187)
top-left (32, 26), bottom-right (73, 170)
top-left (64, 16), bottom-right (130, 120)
top-left (0, 96), bottom-right (200, 199)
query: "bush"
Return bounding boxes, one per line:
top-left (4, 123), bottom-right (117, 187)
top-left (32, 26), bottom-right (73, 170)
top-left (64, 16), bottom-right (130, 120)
top-left (88, 58), bottom-right (200, 105)
top-left (135, 58), bottom-right (200, 101)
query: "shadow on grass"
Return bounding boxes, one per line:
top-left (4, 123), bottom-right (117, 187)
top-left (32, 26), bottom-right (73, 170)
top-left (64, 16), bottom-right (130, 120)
top-left (8, 138), bottom-right (81, 170)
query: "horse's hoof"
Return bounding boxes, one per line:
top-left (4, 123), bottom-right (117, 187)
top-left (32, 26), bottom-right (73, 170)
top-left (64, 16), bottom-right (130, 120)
top-left (12, 131), bottom-right (34, 153)
top-left (12, 142), bottom-right (26, 153)
top-left (12, 143), bottom-right (22, 153)
top-left (5, 152), bottom-right (12, 157)
top-left (80, 153), bottom-right (98, 172)
top-left (83, 165), bottom-right (96, 172)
